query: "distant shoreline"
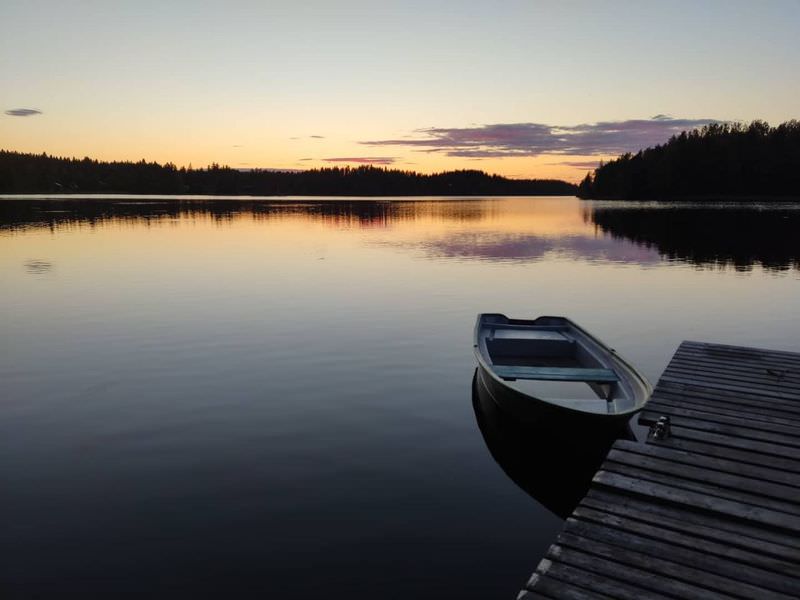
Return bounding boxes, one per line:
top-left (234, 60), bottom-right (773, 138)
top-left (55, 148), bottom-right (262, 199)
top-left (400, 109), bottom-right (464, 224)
top-left (0, 193), bottom-right (578, 201)
top-left (0, 150), bottom-right (578, 197)
top-left (580, 195), bottom-right (800, 203)
top-left (5, 194), bottom-right (799, 203)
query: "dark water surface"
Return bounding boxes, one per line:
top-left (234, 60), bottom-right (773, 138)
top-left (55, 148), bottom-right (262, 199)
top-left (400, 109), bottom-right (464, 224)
top-left (2, 196), bottom-right (799, 598)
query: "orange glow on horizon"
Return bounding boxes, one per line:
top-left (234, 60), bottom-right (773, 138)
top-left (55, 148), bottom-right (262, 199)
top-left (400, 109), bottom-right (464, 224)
top-left (0, 115), bottom-right (608, 183)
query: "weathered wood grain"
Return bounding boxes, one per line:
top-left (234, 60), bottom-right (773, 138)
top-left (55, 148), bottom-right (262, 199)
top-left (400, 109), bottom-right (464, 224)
top-left (522, 341), bottom-right (800, 599)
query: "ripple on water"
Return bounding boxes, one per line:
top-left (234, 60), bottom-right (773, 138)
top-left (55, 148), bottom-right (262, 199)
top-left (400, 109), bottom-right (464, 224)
top-left (24, 259), bottom-right (53, 274)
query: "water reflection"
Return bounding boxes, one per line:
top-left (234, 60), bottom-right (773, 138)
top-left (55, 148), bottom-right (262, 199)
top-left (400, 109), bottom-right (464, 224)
top-left (472, 371), bottom-right (631, 519)
top-left (396, 231), bottom-right (662, 264)
top-left (0, 198), bottom-right (485, 232)
top-left (2, 197), bottom-right (799, 272)
top-left (588, 204), bottom-right (800, 272)
top-left (2, 195), bottom-right (798, 597)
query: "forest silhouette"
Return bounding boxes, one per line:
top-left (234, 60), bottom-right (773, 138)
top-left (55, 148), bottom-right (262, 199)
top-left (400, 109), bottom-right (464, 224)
top-left (577, 120), bottom-right (800, 200)
top-left (0, 150), bottom-right (576, 196)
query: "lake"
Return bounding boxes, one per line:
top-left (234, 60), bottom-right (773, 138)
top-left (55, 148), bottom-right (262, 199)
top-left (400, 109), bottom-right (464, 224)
top-left (2, 196), bottom-right (799, 598)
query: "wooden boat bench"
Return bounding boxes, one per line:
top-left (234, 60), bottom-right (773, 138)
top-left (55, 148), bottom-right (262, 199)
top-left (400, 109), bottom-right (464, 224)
top-left (487, 329), bottom-right (576, 359)
top-left (491, 365), bottom-right (619, 383)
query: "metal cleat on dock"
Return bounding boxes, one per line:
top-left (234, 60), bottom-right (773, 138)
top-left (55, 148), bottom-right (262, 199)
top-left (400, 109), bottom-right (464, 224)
top-left (649, 415), bottom-right (671, 440)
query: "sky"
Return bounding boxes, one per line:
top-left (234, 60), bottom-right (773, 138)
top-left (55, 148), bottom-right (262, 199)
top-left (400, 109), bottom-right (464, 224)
top-left (1, 0), bottom-right (799, 182)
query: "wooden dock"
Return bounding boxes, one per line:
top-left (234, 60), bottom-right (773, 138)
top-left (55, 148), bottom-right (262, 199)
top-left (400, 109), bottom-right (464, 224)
top-left (519, 340), bottom-right (800, 600)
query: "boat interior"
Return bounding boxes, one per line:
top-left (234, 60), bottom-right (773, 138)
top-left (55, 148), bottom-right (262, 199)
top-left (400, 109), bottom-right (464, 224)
top-left (478, 317), bottom-right (634, 414)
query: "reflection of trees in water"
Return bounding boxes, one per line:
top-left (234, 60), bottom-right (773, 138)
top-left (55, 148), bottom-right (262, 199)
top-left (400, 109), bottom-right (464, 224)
top-left (0, 199), bottom-right (488, 232)
top-left (9, 200), bottom-right (797, 273)
top-left (588, 206), bottom-right (800, 272)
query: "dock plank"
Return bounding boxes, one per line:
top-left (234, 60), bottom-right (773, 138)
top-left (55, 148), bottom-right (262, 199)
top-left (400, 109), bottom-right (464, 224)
top-left (524, 571), bottom-right (611, 600)
top-left (531, 560), bottom-right (674, 600)
top-left (607, 439), bottom-right (800, 488)
top-left (663, 365), bottom-right (800, 395)
top-left (658, 373), bottom-right (800, 401)
top-left (593, 469), bottom-right (800, 530)
top-left (571, 505), bottom-right (800, 577)
top-left (638, 410), bottom-right (800, 448)
top-left (604, 446), bottom-right (800, 504)
top-left (545, 544), bottom-right (728, 600)
top-left (584, 489), bottom-right (800, 555)
top-left (653, 381), bottom-right (800, 417)
top-left (643, 398), bottom-right (800, 431)
top-left (637, 424), bottom-right (800, 461)
top-left (522, 340), bottom-right (800, 599)
top-left (555, 531), bottom-right (780, 600)
top-left (562, 518), bottom-right (800, 597)
top-left (666, 356), bottom-right (800, 382)
top-left (681, 340), bottom-right (800, 363)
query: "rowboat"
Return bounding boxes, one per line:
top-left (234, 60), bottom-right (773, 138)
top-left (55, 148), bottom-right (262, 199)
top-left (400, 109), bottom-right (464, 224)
top-left (474, 314), bottom-right (651, 429)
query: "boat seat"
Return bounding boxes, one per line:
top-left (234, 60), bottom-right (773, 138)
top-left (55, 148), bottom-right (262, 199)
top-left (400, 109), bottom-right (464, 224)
top-left (487, 331), bottom-right (575, 359)
top-left (492, 365), bottom-right (618, 382)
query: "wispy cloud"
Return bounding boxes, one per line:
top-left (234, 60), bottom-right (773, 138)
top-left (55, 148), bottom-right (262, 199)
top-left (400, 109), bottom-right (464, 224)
top-left (322, 157), bottom-right (396, 165)
top-left (5, 108), bottom-right (42, 117)
top-left (361, 116), bottom-right (718, 158)
top-left (309, 135), bottom-right (325, 139)
top-left (238, 167), bottom-right (305, 173)
top-left (548, 160), bottom-right (600, 169)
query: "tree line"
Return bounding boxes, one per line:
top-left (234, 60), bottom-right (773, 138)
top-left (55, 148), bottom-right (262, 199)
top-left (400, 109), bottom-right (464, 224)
top-left (0, 150), bottom-right (576, 196)
top-left (577, 120), bottom-right (800, 200)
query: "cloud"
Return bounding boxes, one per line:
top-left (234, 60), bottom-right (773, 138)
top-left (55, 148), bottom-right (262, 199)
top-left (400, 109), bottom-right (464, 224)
top-left (322, 157), bottom-right (396, 165)
top-left (238, 167), bottom-right (304, 173)
top-left (309, 135), bottom-right (325, 139)
top-left (5, 108), bottom-right (42, 117)
top-left (548, 160), bottom-right (600, 169)
top-left (360, 117), bottom-right (718, 158)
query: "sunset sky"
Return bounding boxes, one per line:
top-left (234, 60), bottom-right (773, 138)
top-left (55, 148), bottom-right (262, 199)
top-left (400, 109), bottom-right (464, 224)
top-left (2, 0), bottom-right (798, 182)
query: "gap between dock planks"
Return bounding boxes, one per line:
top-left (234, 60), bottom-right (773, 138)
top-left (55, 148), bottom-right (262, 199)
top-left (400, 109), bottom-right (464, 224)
top-left (521, 341), bottom-right (800, 600)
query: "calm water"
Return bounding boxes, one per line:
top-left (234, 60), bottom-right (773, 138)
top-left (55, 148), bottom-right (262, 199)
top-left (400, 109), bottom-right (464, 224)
top-left (2, 196), bottom-right (799, 598)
